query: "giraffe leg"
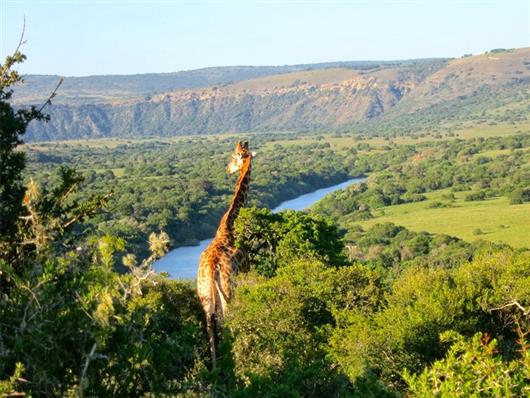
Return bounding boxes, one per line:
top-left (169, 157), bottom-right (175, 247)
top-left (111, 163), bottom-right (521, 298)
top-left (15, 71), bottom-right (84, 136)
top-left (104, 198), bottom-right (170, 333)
top-left (206, 312), bottom-right (219, 369)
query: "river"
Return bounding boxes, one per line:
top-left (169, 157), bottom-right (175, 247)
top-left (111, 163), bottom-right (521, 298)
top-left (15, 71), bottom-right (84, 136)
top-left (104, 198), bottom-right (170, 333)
top-left (154, 176), bottom-right (366, 279)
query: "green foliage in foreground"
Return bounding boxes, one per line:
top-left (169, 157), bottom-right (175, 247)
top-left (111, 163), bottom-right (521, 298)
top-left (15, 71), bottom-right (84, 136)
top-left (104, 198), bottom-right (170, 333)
top-left (0, 165), bottom-right (208, 396)
top-left (1, 51), bottom-right (209, 397)
top-left (1, 251), bottom-right (206, 396)
top-left (404, 330), bottom-right (530, 397)
top-left (224, 249), bottom-right (530, 397)
top-left (0, 47), bottom-right (48, 257)
top-left (226, 260), bottom-right (384, 397)
top-left (328, 250), bottom-right (530, 393)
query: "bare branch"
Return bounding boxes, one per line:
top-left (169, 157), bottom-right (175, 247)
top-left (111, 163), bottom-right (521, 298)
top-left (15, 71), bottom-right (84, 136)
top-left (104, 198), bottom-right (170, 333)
top-left (489, 300), bottom-right (529, 317)
top-left (12, 17), bottom-right (27, 58)
top-left (78, 343), bottom-right (97, 398)
top-left (37, 76), bottom-right (64, 113)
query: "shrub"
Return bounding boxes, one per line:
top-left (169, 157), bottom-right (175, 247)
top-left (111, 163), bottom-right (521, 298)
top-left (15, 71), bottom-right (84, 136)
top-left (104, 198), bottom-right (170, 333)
top-left (465, 190), bottom-right (486, 201)
top-left (509, 188), bottom-right (530, 205)
top-left (327, 250), bottom-right (530, 392)
top-left (404, 330), bottom-right (530, 397)
top-left (226, 260), bottom-right (382, 396)
top-left (234, 207), bottom-right (346, 277)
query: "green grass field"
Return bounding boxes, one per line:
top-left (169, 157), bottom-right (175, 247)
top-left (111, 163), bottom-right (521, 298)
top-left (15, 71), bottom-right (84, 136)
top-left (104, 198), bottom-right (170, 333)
top-left (356, 189), bottom-right (530, 248)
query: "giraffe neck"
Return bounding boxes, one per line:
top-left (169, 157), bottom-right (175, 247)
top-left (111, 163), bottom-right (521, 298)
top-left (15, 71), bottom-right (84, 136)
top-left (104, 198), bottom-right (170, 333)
top-left (216, 157), bottom-right (251, 242)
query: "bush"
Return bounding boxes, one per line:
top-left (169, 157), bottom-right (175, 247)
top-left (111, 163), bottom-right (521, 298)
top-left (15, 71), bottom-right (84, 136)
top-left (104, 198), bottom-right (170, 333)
top-left (234, 207), bottom-right (346, 277)
top-left (327, 250), bottom-right (530, 392)
top-left (226, 259), bottom-right (383, 397)
top-left (0, 237), bottom-right (208, 396)
top-left (465, 190), bottom-right (486, 201)
top-left (509, 188), bottom-right (530, 205)
top-left (404, 330), bottom-right (530, 397)
top-left (427, 201), bottom-right (447, 208)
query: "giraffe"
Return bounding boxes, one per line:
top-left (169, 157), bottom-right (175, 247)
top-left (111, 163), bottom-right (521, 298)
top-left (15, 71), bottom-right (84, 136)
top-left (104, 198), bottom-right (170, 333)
top-left (196, 141), bottom-right (254, 367)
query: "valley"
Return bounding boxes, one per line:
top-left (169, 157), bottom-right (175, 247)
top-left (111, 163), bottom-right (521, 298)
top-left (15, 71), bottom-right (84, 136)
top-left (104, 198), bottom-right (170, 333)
top-left (3, 41), bottom-right (530, 397)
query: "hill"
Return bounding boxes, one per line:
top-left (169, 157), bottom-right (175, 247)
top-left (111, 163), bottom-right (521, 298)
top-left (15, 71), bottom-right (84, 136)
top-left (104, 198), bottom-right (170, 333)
top-left (18, 48), bottom-right (530, 141)
top-left (14, 60), bottom-right (414, 105)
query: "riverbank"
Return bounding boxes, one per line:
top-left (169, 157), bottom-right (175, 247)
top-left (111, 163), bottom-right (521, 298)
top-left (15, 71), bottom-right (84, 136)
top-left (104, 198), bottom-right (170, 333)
top-left (154, 176), bottom-right (367, 279)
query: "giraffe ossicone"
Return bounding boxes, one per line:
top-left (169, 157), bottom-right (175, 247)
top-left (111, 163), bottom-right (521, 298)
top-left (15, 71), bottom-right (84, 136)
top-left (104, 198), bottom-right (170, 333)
top-left (196, 141), bottom-right (253, 368)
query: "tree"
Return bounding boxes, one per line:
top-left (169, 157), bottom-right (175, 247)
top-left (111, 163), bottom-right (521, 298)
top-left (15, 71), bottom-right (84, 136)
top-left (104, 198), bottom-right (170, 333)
top-left (0, 33), bottom-right (61, 259)
top-left (0, 44), bottom-right (46, 255)
top-left (234, 207), bottom-right (346, 277)
top-left (0, 47), bottom-right (208, 396)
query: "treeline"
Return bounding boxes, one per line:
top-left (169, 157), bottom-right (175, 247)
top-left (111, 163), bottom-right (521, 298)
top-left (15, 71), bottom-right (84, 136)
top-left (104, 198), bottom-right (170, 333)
top-left (313, 134), bottom-right (530, 227)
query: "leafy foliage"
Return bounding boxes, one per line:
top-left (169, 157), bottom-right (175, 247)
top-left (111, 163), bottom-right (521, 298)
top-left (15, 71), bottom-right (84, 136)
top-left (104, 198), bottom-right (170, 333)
top-left (1, 50), bottom-right (209, 397)
top-left (234, 207), bottom-right (346, 276)
top-left (225, 259), bottom-right (383, 397)
top-left (327, 250), bottom-right (530, 393)
top-left (0, 47), bottom-right (48, 256)
top-left (404, 330), bottom-right (530, 397)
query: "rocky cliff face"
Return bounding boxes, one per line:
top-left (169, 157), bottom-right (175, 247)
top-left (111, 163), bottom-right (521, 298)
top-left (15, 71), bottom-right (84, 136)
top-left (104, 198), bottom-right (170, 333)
top-left (23, 66), bottom-right (430, 140)
top-left (23, 48), bottom-right (530, 141)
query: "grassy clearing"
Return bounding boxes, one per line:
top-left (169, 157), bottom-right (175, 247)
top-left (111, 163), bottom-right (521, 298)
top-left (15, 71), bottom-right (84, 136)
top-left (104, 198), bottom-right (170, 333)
top-left (451, 122), bottom-right (530, 139)
top-left (472, 147), bottom-right (529, 158)
top-left (356, 189), bottom-right (530, 248)
top-left (263, 134), bottom-right (446, 152)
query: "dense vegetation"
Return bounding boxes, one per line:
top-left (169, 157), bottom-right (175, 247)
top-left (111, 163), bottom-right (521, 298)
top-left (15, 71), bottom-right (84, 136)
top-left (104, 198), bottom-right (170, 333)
top-left (25, 131), bottom-right (529, 261)
top-left (2, 53), bottom-right (529, 397)
top-left (313, 134), bottom-right (530, 244)
top-left (25, 137), bottom-right (355, 259)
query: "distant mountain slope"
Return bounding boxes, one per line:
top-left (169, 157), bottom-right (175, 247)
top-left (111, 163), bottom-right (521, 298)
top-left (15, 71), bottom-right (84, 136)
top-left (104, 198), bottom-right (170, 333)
top-left (389, 48), bottom-right (530, 113)
top-left (15, 60), bottom-right (419, 105)
top-left (361, 48), bottom-right (530, 134)
top-left (19, 49), bottom-right (530, 141)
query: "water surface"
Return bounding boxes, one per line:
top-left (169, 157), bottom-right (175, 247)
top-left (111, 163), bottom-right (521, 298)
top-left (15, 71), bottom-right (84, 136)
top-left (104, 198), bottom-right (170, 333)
top-left (154, 176), bottom-right (366, 279)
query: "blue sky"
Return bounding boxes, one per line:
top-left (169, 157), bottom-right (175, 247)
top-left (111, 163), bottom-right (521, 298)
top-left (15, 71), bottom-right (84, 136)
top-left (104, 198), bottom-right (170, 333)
top-left (1, 0), bottom-right (528, 76)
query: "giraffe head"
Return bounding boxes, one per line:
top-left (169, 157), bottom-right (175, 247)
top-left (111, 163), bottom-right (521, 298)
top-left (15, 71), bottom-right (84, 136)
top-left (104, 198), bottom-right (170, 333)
top-left (227, 141), bottom-right (254, 174)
